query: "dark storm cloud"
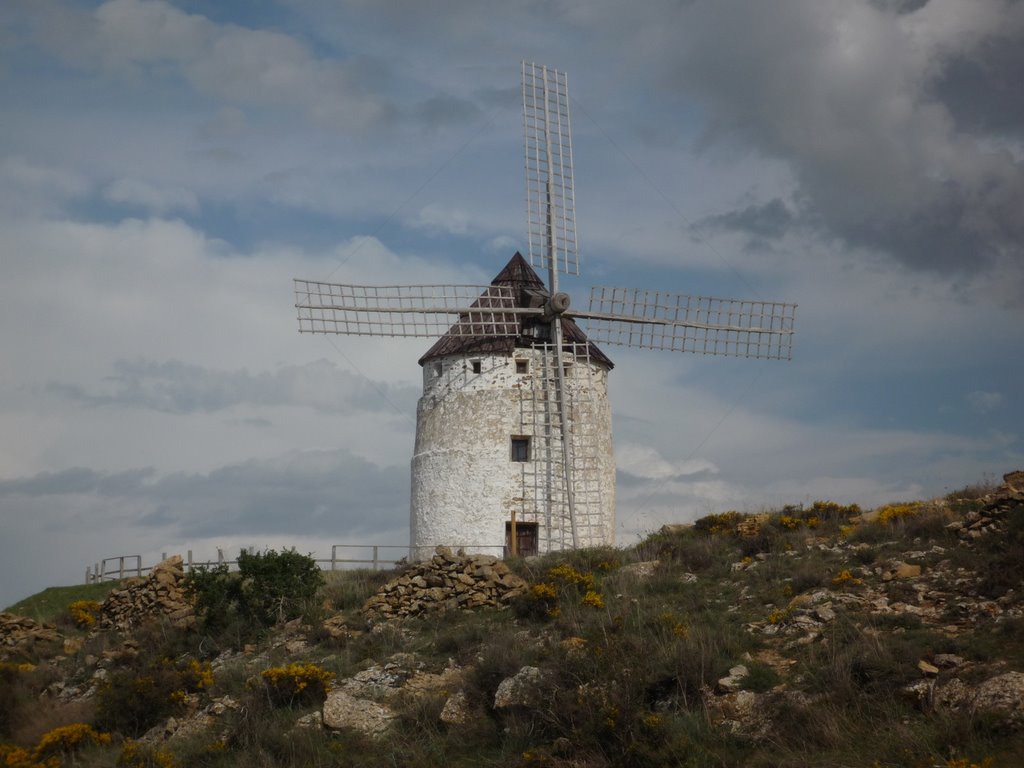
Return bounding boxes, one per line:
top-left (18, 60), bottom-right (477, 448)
top-left (0, 450), bottom-right (409, 538)
top-left (651, 0), bottom-right (1024, 277)
top-left (412, 93), bottom-right (482, 130)
top-left (47, 358), bottom-right (418, 416)
top-left (694, 199), bottom-right (797, 240)
top-left (932, 36), bottom-right (1024, 136)
top-left (0, 467), bottom-right (156, 496)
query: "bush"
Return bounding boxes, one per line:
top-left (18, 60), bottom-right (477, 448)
top-left (67, 600), bottom-right (101, 630)
top-left (185, 548), bottom-right (324, 639)
top-left (259, 664), bottom-right (334, 708)
top-left (976, 504), bottom-right (1024, 598)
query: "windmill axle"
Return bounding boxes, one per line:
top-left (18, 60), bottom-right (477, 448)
top-left (545, 291), bottom-right (571, 318)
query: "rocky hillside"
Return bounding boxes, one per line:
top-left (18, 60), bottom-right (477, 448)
top-left (2, 473), bottom-right (1023, 768)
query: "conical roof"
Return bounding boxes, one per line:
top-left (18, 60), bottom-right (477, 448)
top-left (418, 252), bottom-right (613, 369)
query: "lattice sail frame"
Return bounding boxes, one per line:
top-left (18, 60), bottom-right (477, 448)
top-left (584, 286), bottom-right (796, 360)
top-left (294, 280), bottom-right (531, 338)
top-left (523, 61), bottom-right (578, 276)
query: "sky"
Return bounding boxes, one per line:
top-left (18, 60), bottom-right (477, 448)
top-left (2, 0), bottom-right (1022, 607)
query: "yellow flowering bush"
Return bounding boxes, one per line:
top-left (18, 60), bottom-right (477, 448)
top-left (260, 663), bottom-right (334, 707)
top-left (831, 569), bottom-right (864, 588)
top-left (808, 500), bottom-right (861, 520)
top-left (182, 659), bottom-right (213, 691)
top-left (547, 564), bottom-right (594, 590)
top-left (694, 510), bottom-right (745, 536)
top-left (0, 744), bottom-right (58, 768)
top-left (580, 591), bottom-right (605, 609)
top-left (33, 724), bottom-right (111, 761)
top-left (656, 611), bottom-right (689, 638)
top-left (67, 600), bottom-right (101, 629)
top-left (117, 739), bottom-right (178, 768)
top-left (530, 582), bottom-right (558, 600)
top-left (877, 501), bottom-right (923, 525)
top-left (778, 515), bottom-right (803, 530)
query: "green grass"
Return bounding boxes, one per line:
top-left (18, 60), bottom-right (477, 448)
top-left (4, 581), bottom-right (122, 623)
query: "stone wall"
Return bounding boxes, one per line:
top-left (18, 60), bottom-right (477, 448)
top-left (362, 546), bottom-right (528, 621)
top-left (100, 555), bottom-right (195, 632)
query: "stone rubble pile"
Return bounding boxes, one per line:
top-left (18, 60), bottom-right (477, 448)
top-left (99, 555), bottom-right (195, 632)
top-left (0, 613), bottom-right (63, 660)
top-left (946, 471), bottom-right (1024, 544)
top-left (362, 546), bottom-right (528, 621)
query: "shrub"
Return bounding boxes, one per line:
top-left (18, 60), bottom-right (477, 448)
top-left (67, 600), bottom-right (101, 630)
top-left (876, 501), bottom-right (924, 526)
top-left (185, 548), bottom-right (324, 639)
top-left (94, 670), bottom-right (184, 737)
top-left (976, 504), bottom-right (1024, 598)
top-left (117, 739), bottom-right (178, 768)
top-left (259, 663), bottom-right (334, 708)
top-left (33, 723), bottom-right (111, 761)
top-left (694, 511), bottom-right (745, 536)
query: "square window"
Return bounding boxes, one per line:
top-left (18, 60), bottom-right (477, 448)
top-left (515, 359), bottom-right (529, 374)
top-left (432, 362), bottom-right (442, 377)
top-left (510, 436), bottom-right (530, 462)
top-left (471, 360), bottom-right (482, 374)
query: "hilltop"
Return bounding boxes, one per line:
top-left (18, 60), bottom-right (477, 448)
top-left (2, 473), bottom-right (1023, 768)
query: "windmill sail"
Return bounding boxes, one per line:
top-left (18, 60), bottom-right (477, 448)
top-left (523, 61), bottom-right (578, 276)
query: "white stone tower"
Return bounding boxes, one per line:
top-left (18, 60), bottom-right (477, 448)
top-left (409, 253), bottom-right (616, 558)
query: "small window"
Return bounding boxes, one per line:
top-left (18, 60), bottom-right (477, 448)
top-left (510, 436), bottom-right (530, 462)
top-left (515, 359), bottom-right (529, 374)
top-left (432, 362), bottom-right (442, 378)
top-left (471, 360), bottom-right (482, 374)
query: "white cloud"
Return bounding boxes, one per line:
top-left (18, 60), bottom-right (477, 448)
top-left (103, 177), bottom-right (199, 214)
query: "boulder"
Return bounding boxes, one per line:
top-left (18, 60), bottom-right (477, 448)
top-left (494, 666), bottom-right (545, 710)
top-left (322, 689), bottom-right (396, 737)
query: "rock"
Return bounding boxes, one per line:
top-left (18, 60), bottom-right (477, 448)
top-left (917, 660), bottom-right (940, 677)
top-left (619, 561), bottom-right (659, 579)
top-left (362, 550), bottom-right (528, 621)
top-left (883, 561), bottom-right (922, 581)
top-left (494, 666), bottom-right (545, 710)
top-left (99, 555), bottom-right (194, 632)
top-left (972, 672), bottom-right (1024, 725)
top-left (814, 606), bottom-right (836, 623)
top-left (439, 691), bottom-right (474, 725)
top-left (717, 665), bottom-right (749, 694)
top-left (933, 654), bottom-right (963, 669)
top-left (322, 690), bottom-right (396, 737)
top-left (0, 613), bottom-right (63, 660)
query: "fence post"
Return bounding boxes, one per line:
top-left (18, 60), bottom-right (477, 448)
top-left (218, 548), bottom-right (224, 564)
top-left (331, 546), bottom-right (337, 571)
top-left (118, 556), bottom-right (125, 580)
top-left (161, 552), bottom-right (166, 562)
top-left (372, 546), bottom-right (379, 571)
top-left (135, 556), bottom-right (141, 578)
top-left (187, 550), bottom-right (193, 573)
top-left (85, 566), bottom-right (91, 584)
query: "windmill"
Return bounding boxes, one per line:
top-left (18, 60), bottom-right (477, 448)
top-left (294, 62), bottom-right (796, 559)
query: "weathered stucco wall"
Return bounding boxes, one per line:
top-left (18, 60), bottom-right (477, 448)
top-left (410, 348), bottom-right (615, 559)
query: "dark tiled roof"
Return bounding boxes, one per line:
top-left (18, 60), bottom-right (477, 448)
top-left (418, 252), bottom-right (613, 369)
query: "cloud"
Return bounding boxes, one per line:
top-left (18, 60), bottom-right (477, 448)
top-left (654, 0), bottom-right (1024, 277)
top-left (409, 204), bottom-right (473, 236)
top-left (693, 198), bottom-right (797, 240)
top-left (103, 178), bottom-right (199, 214)
top-left (22, 0), bottom-right (397, 133)
top-left (47, 358), bottom-right (419, 416)
top-left (0, 449), bottom-right (410, 539)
